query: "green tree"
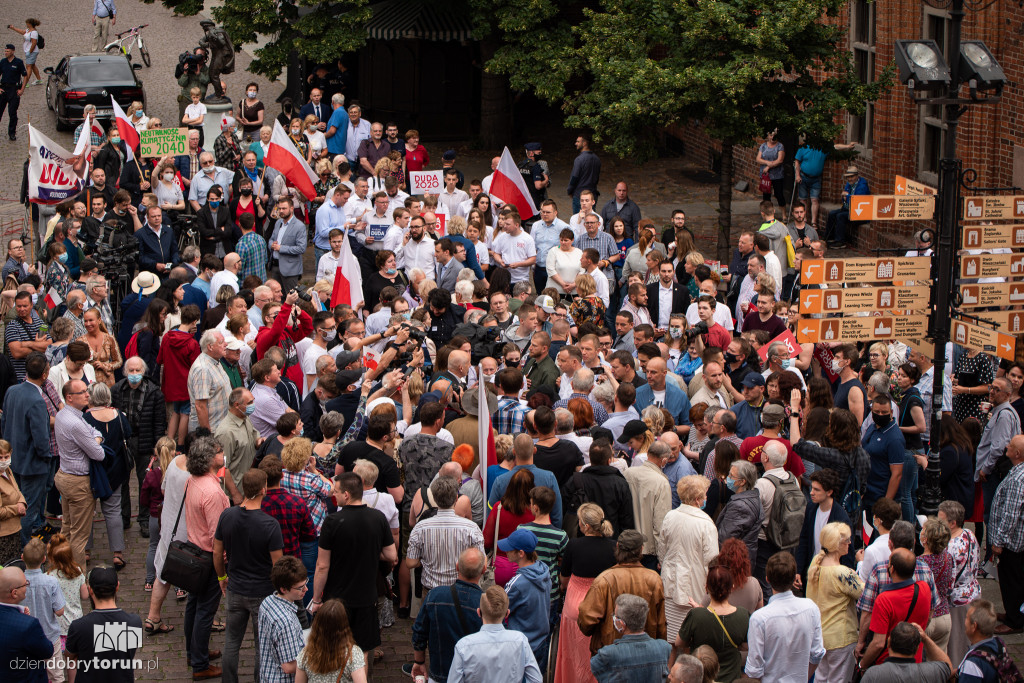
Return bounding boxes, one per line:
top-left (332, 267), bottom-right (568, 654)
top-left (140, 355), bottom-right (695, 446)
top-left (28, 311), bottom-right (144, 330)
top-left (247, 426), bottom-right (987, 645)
top-left (539, 0), bottom-right (892, 261)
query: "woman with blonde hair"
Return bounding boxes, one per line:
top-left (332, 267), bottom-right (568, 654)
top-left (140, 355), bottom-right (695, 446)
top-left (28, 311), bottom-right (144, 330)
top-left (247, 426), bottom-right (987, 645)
top-left (296, 599), bottom-right (366, 683)
top-left (567, 272), bottom-right (605, 327)
top-left (303, 114), bottom-right (327, 161)
top-left (281, 436), bottom-right (335, 588)
top-left (287, 117), bottom-right (311, 164)
top-left (919, 517), bottom-right (954, 649)
top-left (554, 502), bottom-right (616, 683)
top-left (153, 158), bottom-right (186, 215)
top-left (0, 439), bottom-right (25, 565)
top-left (660, 474), bottom-right (718, 636)
top-left (141, 436), bottom-right (178, 591)
top-left (805, 521), bottom-right (863, 682)
top-left (83, 307), bottom-right (122, 387)
top-left (681, 251), bottom-right (705, 299)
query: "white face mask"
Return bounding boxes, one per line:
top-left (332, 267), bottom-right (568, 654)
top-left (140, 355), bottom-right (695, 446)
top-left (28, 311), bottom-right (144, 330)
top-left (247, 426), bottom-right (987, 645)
top-left (291, 128), bottom-right (301, 136)
top-left (163, 173), bottom-right (175, 182)
top-left (830, 359), bottom-right (843, 374)
top-left (323, 329), bottom-right (337, 342)
top-left (0, 458), bottom-right (9, 472)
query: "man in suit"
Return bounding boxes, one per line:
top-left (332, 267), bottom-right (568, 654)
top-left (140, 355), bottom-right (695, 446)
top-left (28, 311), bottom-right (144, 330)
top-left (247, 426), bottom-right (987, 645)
top-left (794, 468), bottom-right (853, 586)
top-left (0, 566), bottom-right (54, 683)
top-left (646, 259), bottom-right (690, 337)
top-left (299, 88), bottom-right (327, 129)
top-left (435, 238), bottom-right (460, 293)
top-left (268, 196), bottom-right (306, 291)
top-left (0, 353), bottom-right (53, 544)
top-left (136, 206), bottom-right (181, 279)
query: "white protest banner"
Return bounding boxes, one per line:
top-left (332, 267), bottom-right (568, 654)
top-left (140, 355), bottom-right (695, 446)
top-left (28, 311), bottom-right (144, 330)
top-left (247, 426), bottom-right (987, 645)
top-left (408, 170), bottom-right (443, 195)
top-left (28, 124), bottom-right (89, 205)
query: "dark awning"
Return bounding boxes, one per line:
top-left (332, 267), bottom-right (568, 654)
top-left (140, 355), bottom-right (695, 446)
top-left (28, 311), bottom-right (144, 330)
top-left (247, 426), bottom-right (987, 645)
top-left (366, 0), bottom-right (474, 41)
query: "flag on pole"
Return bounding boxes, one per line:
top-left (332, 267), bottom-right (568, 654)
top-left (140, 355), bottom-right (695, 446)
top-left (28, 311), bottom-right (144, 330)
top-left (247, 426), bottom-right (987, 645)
top-left (329, 230), bottom-right (364, 309)
top-left (265, 120), bottom-right (318, 201)
top-left (110, 97), bottom-right (139, 161)
top-left (862, 510), bottom-right (873, 546)
top-left (27, 125), bottom-right (89, 205)
top-left (44, 288), bottom-right (63, 310)
top-left (477, 365), bottom-right (497, 503)
top-left (488, 146), bottom-right (538, 219)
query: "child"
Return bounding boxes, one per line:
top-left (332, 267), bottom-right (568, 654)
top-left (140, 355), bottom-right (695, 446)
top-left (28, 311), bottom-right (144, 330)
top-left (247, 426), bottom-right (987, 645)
top-left (466, 222), bottom-right (490, 273)
top-left (181, 86), bottom-right (207, 146)
top-left (46, 534), bottom-right (87, 660)
top-left (517, 486), bottom-right (568, 624)
top-left (141, 437), bottom-right (177, 592)
top-left (24, 538), bottom-right (66, 682)
top-left (677, 339), bottom-right (703, 385)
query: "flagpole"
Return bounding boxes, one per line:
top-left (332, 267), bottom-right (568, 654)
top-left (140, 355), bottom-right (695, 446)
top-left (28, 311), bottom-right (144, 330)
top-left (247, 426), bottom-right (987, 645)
top-left (25, 112), bottom-right (35, 266)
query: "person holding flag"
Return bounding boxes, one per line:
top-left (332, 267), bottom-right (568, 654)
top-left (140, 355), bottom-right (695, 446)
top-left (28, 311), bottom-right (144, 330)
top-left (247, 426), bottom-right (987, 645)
top-left (488, 146), bottom-right (539, 220)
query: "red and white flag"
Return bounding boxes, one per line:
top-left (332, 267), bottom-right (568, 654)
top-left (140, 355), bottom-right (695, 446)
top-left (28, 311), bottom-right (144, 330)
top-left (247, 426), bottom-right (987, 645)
top-left (44, 287), bottom-right (63, 310)
top-left (110, 97), bottom-right (139, 161)
top-left (329, 231), bottom-right (364, 310)
top-left (488, 146), bottom-right (538, 219)
top-left (265, 120), bottom-right (317, 201)
top-left (477, 367), bottom-right (497, 504)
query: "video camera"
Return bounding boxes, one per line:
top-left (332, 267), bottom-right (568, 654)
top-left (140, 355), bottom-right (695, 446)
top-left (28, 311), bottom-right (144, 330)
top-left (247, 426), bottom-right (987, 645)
top-left (685, 321), bottom-right (709, 341)
top-left (176, 50), bottom-right (207, 78)
top-left (93, 241), bottom-right (139, 279)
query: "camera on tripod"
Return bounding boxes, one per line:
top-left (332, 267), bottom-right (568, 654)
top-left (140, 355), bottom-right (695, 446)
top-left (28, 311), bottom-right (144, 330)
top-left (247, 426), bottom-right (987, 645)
top-left (93, 242), bottom-right (140, 278)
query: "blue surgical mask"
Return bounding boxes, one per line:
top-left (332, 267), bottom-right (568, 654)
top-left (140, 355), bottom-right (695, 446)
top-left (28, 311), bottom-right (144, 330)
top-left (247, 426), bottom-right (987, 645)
top-left (386, 268), bottom-right (397, 276)
top-left (779, 358), bottom-right (793, 370)
top-left (110, 136), bottom-right (121, 145)
top-left (58, 252), bottom-right (69, 263)
top-left (209, 200), bottom-right (221, 209)
top-left (725, 476), bottom-right (738, 492)
top-left (245, 403), bottom-right (256, 416)
top-left (402, 312), bottom-right (411, 320)
top-left (127, 373), bottom-right (143, 385)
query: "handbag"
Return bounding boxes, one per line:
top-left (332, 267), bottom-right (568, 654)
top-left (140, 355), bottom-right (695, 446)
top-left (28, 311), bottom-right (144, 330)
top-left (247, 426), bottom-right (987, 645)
top-left (758, 170), bottom-right (772, 194)
top-left (160, 483), bottom-right (215, 594)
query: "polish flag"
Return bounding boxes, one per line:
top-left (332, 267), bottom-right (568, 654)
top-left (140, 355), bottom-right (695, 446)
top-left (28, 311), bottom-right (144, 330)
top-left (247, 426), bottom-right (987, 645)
top-left (44, 287), bottom-right (63, 310)
top-left (488, 146), bottom-right (538, 219)
top-left (862, 510), bottom-right (873, 546)
top-left (477, 367), bottom-right (497, 503)
top-left (265, 120), bottom-right (317, 201)
top-left (110, 97), bottom-right (139, 161)
top-left (329, 231), bottom-right (364, 310)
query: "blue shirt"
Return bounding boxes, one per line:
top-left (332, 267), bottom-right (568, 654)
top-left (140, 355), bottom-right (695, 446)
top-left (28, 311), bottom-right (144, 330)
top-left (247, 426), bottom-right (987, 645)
top-left (590, 633), bottom-right (672, 683)
top-left (488, 464), bottom-right (562, 528)
top-left (93, 0), bottom-right (116, 18)
top-left (603, 408), bottom-right (639, 444)
top-left (663, 456), bottom-right (697, 509)
top-left (449, 624), bottom-right (542, 683)
top-left (794, 147), bottom-right (827, 177)
top-left (862, 420), bottom-right (906, 501)
top-left (23, 569), bottom-right (65, 643)
top-left (635, 382), bottom-right (692, 428)
top-left (531, 218), bottom-right (569, 270)
top-left (325, 107), bottom-right (348, 155)
top-left (730, 399), bottom-right (765, 440)
top-left (411, 579), bottom-right (483, 683)
top-left (313, 196), bottom-right (347, 250)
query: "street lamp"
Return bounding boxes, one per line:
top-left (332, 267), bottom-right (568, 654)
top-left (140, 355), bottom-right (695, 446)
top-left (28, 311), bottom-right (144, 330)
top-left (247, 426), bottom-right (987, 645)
top-left (894, 17), bottom-right (1005, 517)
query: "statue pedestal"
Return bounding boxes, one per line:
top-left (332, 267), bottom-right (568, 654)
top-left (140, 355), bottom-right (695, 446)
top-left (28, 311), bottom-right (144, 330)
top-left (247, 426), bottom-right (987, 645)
top-left (201, 100), bottom-right (234, 151)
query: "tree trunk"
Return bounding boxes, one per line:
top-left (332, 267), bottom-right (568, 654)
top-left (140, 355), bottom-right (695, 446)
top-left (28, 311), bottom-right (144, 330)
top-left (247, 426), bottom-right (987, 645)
top-left (718, 139), bottom-right (734, 263)
top-left (478, 42), bottom-right (509, 147)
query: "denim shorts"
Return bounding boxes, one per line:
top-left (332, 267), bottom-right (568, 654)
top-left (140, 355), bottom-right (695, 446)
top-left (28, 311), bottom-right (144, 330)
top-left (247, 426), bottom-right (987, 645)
top-left (798, 175), bottom-right (822, 199)
top-left (171, 400), bottom-right (192, 415)
top-left (24, 51), bottom-right (37, 66)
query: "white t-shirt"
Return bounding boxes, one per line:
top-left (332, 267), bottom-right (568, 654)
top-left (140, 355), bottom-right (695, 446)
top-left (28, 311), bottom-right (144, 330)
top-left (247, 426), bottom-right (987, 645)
top-left (184, 102), bottom-right (207, 124)
top-left (209, 271), bottom-right (239, 300)
top-left (568, 212), bottom-right (603, 236)
top-left (652, 389), bottom-right (667, 407)
top-left (299, 340), bottom-right (331, 396)
top-left (363, 489), bottom-right (399, 530)
top-left (473, 241), bottom-right (489, 266)
top-left (396, 421), bottom-right (455, 445)
top-left (813, 505), bottom-right (831, 557)
top-left (685, 302), bottom-right (735, 331)
top-left (492, 230), bottom-right (536, 283)
top-left (546, 247), bottom-right (583, 294)
top-left (24, 31), bottom-right (37, 55)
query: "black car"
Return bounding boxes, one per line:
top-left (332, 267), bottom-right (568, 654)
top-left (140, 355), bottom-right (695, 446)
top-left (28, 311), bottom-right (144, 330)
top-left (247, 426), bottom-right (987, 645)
top-left (44, 53), bottom-right (145, 131)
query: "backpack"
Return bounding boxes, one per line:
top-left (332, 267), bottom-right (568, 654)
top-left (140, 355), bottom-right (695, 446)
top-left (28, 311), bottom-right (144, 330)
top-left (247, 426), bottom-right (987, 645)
top-left (36, 34), bottom-right (44, 50)
top-left (969, 638), bottom-right (1023, 682)
top-left (765, 472), bottom-right (805, 550)
top-left (837, 448), bottom-right (863, 517)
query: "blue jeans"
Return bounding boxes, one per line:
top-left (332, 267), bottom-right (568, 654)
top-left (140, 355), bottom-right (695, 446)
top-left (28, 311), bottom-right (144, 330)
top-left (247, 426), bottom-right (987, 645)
top-left (145, 516), bottom-right (161, 584)
top-left (300, 539), bottom-right (318, 607)
top-left (900, 450), bottom-right (922, 525)
top-left (314, 246), bottom-right (328, 266)
top-left (184, 567), bottom-right (222, 672)
top-left (223, 590), bottom-right (267, 683)
top-left (14, 471), bottom-right (49, 545)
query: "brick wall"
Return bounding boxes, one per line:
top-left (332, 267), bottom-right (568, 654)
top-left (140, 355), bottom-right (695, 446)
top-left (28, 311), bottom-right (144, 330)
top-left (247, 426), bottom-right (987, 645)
top-left (672, 0), bottom-right (1022, 251)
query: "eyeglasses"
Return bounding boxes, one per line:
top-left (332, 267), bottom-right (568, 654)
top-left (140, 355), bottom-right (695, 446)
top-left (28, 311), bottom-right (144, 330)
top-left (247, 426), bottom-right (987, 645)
top-left (66, 390), bottom-right (88, 396)
top-left (13, 580), bottom-right (29, 590)
top-left (289, 579), bottom-right (308, 592)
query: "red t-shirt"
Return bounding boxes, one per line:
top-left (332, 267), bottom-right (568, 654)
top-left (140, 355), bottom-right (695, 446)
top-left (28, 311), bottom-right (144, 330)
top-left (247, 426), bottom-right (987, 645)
top-left (740, 435), bottom-right (805, 478)
top-left (869, 580), bottom-right (932, 663)
top-left (701, 322), bottom-right (732, 351)
top-left (405, 145), bottom-right (429, 173)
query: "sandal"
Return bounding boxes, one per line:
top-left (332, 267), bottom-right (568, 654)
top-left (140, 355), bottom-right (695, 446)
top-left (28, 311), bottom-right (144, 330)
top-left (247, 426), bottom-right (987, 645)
top-left (211, 620), bottom-right (226, 632)
top-left (175, 588), bottom-right (187, 601)
top-left (144, 618), bottom-right (174, 634)
top-left (373, 649), bottom-right (384, 663)
top-left (145, 582), bottom-right (153, 592)
top-left (112, 556), bottom-right (126, 571)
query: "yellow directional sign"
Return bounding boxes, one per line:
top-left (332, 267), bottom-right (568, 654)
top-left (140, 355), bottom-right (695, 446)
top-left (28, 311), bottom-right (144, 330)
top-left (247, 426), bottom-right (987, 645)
top-left (964, 310), bottom-right (1024, 335)
top-left (849, 194), bottom-right (935, 221)
top-left (796, 316), bottom-right (929, 344)
top-left (799, 285), bottom-right (931, 314)
top-left (894, 175), bottom-right (937, 196)
top-left (962, 195), bottom-right (1024, 221)
top-left (952, 320), bottom-right (1016, 361)
top-left (959, 253), bottom-right (1024, 279)
top-left (959, 282), bottom-right (1024, 308)
top-left (961, 224), bottom-right (1024, 250)
top-left (801, 257), bottom-right (931, 285)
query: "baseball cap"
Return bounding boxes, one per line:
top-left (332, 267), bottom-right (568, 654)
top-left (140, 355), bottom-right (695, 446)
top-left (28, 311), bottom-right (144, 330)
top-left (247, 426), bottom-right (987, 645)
top-left (5, 45), bottom-right (15, 51)
top-left (88, 566), bottom-right (118, 592)
top-left (617, 419), bottom-right (649, 444)
top-left (442, 149), bottom-right (457, 161)
top-left (524, 142), bottom-right (542, 152)
top-left (535, 295), bottom-right (556, 314)
top-left (761, 403), bottom-right (786, 421)
top-left (335, 369), bottom-right (362, 391)
top-left (498, 528), bottom-right (539, 554)
top-left (334, 349), bottom-right (361, 369)
top-left (740, 374), bottom-right (766, 388)
top-left (224, 338), bottom-right (246, 351)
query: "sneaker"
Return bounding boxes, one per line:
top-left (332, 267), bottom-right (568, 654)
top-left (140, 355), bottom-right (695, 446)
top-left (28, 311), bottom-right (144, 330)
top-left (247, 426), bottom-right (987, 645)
top-left (827, 241), bottom-right (848, 250)
top-left (32, 79), bottom-right (42, 86)
top-left (401, 663), bottom-right (415, 676)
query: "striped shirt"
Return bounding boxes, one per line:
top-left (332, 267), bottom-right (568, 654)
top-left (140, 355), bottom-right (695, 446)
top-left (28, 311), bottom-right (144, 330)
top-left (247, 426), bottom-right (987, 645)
top-left (258, 593), bottom-right (304, 683)
top-left (187, 352), bottom-right (233, 432)
top-left (54, 405), bottom-right (104, 476)
top-left (407, 509), bottom-right (485, 590)
top-left (572, 230), bottom-right (618, 281)
top-left (518, 521), bottom-right (568, 600)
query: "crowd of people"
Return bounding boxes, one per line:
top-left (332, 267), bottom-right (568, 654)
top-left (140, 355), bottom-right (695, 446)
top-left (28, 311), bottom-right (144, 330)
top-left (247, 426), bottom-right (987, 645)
top-left (0, 27), bottom-right (1021, 683)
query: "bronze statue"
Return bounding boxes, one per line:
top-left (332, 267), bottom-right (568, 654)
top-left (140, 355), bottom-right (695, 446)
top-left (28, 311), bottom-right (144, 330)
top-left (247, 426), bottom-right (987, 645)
top-left (198, 20), bottom-right (235, 104)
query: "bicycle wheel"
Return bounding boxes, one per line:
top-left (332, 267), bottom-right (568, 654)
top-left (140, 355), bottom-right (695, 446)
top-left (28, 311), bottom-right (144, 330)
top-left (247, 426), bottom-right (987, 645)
top-left (105, 44), bottom-right (123, 55)
top-left (140, 40), bottom-right (151, 67)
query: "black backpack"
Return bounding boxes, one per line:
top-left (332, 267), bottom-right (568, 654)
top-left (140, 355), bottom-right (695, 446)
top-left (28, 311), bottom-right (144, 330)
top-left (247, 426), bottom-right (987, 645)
top-left (36, 34), bottom-right (44, 50)
top-left (415, 485), bottom-right (439, 523)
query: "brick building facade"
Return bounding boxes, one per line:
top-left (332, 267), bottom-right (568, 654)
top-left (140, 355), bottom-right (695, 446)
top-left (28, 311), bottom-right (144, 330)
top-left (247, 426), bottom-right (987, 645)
top-left (673, 0), bottom-right (1022, 250)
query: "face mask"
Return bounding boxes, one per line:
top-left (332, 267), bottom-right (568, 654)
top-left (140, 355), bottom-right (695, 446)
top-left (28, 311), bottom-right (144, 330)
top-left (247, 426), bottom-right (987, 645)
top-left (0, 459), bottom-right (9, 472)
top-left (135, 111), bottom-right (144, 118)
top-left (308, 125), bottom-right (316, 131)
top-left (31, 293), bottom-right (38, 305)
top-left (725, 352), bottom-right (738, 364)
top-left (669, 327), bottom-right (683, 340)
top-left (58, 252), bottom-right (69, 264)
top-left (386, 268), bottom-right (397, 276)
top-left (725, 475), bottom-right (738, 492)
top-left (830, 359), bottom-right (843, 374)
top-left (872, 412), bottom-right (892, 428)
top-left (247, 91), bottom-right (257, 99)
top-left (110, 136), bottom-right (121, 144)
top-left (323, 329), bottom-right (337, 342)
top-left (209, 200), bottom-right (221, 209)
top-left (245, 403), bottom-right (256, 416)
top-left (291, 128), bottom-right (301, 136)
top-left (402, 312), bottom-right (412, 320)
top-left (778, 358), bottom-right (793, 370)
top-left (205, 167), bottom-right (215, 175)
top-left (127, 373), bottom-right (143, 385)
top-left (163, 173), bottom-right (175, 182)
top-left (240, 188), bottom-right (252, 197)
top-left (613, 616), bottom-right (625, 633)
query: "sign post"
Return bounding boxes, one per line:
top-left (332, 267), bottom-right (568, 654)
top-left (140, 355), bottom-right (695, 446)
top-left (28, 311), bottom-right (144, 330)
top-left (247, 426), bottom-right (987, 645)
top-left (801, 256), bottom-right (931, 285)
top-left (796, 316), bottom-right (929, 344)
top-left (894, 175), bottom-right (937, 196)
top-left (960, 223), bottom-right (1024, 250)
top-left (848, 194), bottom-right (936, 221)
top-left (951, 320), bottom-right (1017, 360)
top-left (799, 285), bottom-right (931, 314)
top-left (961, 195), bottom-right (1024, 221)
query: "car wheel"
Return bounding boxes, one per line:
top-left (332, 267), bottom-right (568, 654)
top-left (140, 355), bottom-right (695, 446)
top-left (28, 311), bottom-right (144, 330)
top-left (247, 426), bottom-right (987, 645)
top-left (45, 83), bottom-right (52, 110)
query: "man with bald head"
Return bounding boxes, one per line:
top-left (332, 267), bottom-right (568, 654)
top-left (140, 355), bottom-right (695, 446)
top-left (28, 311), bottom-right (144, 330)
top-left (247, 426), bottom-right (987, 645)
top-left (210, 252), bottom-right (242, 295)
top-left (658, 432), bottom-right (696, 509)
top-left (0, 566), bottom-right (54, 681)
top-left (432, 349), bottom-right (470, 415)
top-left (860, 547), bottom-right (932, 669)
top-left (635, 357), bottom-right (692, 436)
top-left (990, 433), bottom-right (1024, 633)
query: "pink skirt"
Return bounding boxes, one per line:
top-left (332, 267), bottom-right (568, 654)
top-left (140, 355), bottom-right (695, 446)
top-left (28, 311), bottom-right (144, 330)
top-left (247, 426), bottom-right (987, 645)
top-left (554, 575), bottom-right (598, 683)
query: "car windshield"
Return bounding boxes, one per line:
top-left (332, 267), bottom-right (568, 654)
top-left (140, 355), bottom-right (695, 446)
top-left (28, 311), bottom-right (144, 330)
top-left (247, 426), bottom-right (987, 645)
top-left (69, 59), bottom-right (134, 85)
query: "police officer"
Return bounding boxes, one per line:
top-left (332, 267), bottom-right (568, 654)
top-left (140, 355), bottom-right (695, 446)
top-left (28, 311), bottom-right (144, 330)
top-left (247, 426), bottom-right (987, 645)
top-left (0, 44), bottom-right (27, 141)
top-left (518, 142), bottom-right (550, 213)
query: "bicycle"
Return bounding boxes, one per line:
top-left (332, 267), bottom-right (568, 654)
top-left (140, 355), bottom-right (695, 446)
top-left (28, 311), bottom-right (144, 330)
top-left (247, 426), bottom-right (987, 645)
top-left (103, 23), bottom-right (150, 67)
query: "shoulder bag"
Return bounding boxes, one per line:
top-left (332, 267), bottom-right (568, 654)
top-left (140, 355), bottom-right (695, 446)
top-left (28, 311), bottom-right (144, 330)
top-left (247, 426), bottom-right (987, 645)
top-left (160, 482), bottom-right (215, 593)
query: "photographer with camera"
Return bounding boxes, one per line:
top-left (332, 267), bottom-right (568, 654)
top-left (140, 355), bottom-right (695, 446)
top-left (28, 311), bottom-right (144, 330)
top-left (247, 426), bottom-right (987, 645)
top-left (176, 47), bottom-right (211, 122)
top-left (425, 287), bottom-right (465, 351)
top-left (254, 289), bottom-right (313, 389)
top-left (694, 295), bottom-right (730, 350)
